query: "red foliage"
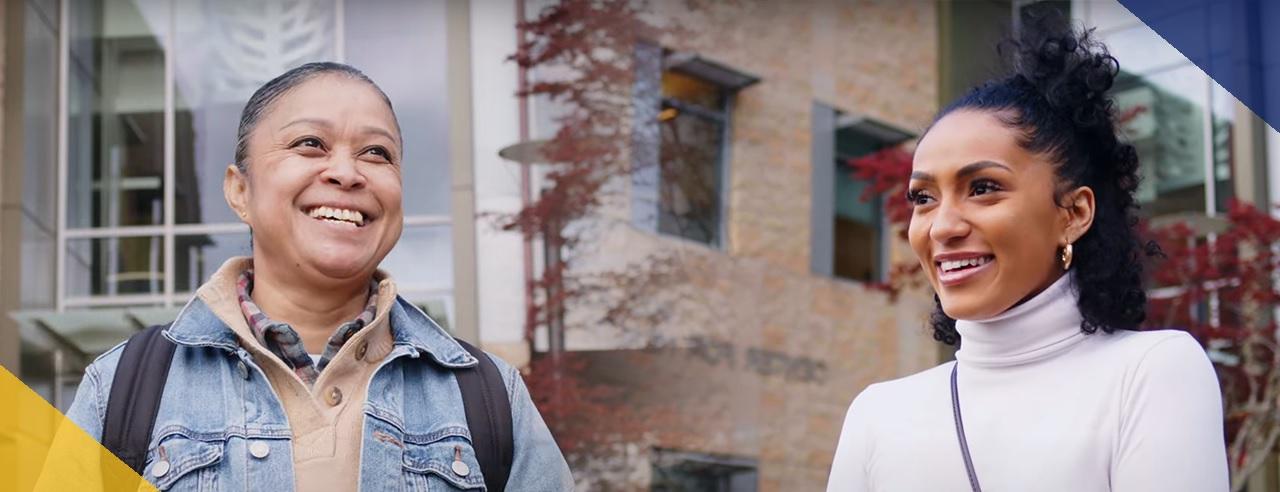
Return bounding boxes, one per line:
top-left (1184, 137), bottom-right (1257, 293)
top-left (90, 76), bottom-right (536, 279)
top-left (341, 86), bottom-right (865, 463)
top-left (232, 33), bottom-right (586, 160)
top-left (1141, 201), bottom-right (1280, 488)
top-left (503, 0), bottom-right (690, 472)
top-left (522, 355), bottom-right (624, 454)
top-left (504, 0), bottom-right (665, 343)
top-left (843, 145), bottom-right (927, 294)
top-left (846, 146), bottom-right (915, 231)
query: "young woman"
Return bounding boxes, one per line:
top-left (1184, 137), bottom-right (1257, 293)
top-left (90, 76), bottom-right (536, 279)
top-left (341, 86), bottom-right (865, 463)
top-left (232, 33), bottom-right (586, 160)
top-left (826, 18), bottom-right (1229, 492)
top-left (60, 63), bottom-right (574, 491)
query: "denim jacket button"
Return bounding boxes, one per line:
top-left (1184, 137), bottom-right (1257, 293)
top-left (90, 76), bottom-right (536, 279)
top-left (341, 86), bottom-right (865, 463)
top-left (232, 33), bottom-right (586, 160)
top-left (151, 460), bottom-right (170, 478)
top-left (452, 459), bottom-right (470, 477)
top-left (250, 440), bottom-right (271, 458)
top-left (249, 441), bottom-right (270, 459)
top-left (237, 360), bottom-right (249, 380)
top-left (451, 444), bottom-right (470, 476)
top-left (325, 386), bottom-right (343, 406)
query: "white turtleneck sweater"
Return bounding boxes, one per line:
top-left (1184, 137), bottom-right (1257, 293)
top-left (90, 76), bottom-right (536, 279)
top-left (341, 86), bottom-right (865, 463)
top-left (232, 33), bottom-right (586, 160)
top-left (827, 274), bottom-right (1229, 491)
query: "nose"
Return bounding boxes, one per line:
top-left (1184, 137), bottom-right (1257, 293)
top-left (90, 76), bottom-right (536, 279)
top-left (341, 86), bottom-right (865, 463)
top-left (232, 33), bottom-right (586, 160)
top-left (319, 155), bottom-right (367, 190)
top-left (928, 198), bottom-right (970, 244)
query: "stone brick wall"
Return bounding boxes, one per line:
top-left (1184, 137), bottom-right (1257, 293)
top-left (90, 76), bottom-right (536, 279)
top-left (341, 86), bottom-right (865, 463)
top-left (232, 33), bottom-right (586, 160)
top-left (664, 0), bottom-right (938, 273)
top-left (556, 2), bottom-right (942, 490)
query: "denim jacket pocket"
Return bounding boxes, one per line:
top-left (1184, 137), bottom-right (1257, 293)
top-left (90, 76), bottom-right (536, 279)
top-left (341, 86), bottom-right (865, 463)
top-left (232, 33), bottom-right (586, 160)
top-left (401, 434), bottom-right (487, 491)
top-left (144, 433), bottom-right (224, 491)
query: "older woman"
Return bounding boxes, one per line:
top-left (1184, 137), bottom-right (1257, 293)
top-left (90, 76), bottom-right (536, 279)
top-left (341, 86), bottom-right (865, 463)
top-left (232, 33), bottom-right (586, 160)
top-left (63, 62), bottom-right (573, 491)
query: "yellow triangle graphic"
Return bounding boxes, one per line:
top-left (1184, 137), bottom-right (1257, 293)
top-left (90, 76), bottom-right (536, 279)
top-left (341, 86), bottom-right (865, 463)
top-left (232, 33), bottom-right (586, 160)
top-left (0, 364), bottom-right (157, 491)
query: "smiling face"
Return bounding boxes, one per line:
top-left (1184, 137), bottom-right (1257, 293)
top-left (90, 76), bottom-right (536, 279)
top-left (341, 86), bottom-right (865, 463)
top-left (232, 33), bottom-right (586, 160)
top-left (224, 74), bottom-right (403, 284)
top-left (907, 110), bottom-right (1094, 320)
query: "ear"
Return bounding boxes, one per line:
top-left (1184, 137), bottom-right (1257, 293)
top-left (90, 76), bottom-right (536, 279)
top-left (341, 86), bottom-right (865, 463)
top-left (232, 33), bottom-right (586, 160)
top-left (1060, 185), bottom-right (1095, 245)
top-left (224, 164), bottom-right (251, 223)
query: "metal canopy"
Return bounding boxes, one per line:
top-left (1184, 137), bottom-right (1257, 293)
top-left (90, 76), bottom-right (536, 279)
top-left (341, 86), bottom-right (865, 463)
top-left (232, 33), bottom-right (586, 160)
top-left (664, 52), bottom-right (761, 92)
top-left (10, 307), bottom-right (182, 356)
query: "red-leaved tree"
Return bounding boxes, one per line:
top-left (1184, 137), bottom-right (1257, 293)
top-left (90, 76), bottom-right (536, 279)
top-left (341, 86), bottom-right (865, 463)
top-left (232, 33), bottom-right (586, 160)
top-left (505, 0), bottom-right (701, 486)
top-left (1145, 202), bottom-right (1280, 491)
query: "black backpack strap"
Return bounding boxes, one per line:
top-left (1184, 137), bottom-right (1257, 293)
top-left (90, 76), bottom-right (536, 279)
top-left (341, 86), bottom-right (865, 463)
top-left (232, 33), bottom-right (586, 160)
top-left (454, 339), bottom-right (515, 492)
top-left (102, 323), bottom-right (176, 475)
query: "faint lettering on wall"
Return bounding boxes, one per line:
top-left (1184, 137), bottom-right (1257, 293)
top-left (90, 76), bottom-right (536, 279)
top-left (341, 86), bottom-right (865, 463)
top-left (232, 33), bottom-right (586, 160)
top-left (687, 335), bottom-right (829, 384)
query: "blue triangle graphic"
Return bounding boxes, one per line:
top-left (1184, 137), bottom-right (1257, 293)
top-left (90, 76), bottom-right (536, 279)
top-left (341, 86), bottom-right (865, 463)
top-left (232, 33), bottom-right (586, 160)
top-left (1118, 0), bottom-right (1279, 130)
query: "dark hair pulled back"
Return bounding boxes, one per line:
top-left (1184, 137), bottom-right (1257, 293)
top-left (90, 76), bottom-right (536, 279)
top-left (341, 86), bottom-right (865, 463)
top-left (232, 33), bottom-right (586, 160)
top-left (234, 62), bottom-right (397, 173)
top-left (928, 11), bottom-right (1161, 346)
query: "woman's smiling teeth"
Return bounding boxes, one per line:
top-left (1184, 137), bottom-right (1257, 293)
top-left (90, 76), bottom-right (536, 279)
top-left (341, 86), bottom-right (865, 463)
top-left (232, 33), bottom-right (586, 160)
top-left (939, 255), bottom-right (994, 272)
top-left (306, 206), bottom-right (365, 227)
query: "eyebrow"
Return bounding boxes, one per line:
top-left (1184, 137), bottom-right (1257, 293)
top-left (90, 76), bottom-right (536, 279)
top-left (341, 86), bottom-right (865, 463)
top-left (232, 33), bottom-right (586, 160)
top-left (280, 118), bottom-right (399, 144)
top-left (359, 125), bottom-right (399, 144)
top-left (280, 118), bottom-right (332, 132)
top-left (910, 160), bottom-right (1013, 182)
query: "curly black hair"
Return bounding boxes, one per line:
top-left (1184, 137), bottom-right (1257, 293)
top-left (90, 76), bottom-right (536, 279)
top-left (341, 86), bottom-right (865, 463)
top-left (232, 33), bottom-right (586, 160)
top-left (926, 11), bottom-right (1161, 346)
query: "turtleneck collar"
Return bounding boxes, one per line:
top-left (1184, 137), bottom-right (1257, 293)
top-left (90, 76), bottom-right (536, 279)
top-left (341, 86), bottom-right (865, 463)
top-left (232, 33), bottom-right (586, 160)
top-left (954, 273), bottom-right (1085, 368)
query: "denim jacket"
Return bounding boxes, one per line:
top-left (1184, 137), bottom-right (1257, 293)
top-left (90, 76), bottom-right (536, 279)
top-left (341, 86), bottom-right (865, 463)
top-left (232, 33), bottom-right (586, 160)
top-left (65, 294), bottom-right (574, 491)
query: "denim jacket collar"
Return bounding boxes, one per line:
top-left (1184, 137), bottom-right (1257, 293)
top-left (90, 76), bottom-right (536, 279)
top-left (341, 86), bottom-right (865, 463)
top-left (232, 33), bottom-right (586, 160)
top-left (165, 257), bottom-right (477, 370)
top-left (387, 297), bottom-right (478, 369)
top-left (164, 296), bottom-right (241, 352)
top-left (166, 296), bottom-right (479, 370)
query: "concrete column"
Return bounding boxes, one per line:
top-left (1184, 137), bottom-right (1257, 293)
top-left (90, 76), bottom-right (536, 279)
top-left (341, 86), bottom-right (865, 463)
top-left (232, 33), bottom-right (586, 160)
top-left (809, 103), bottom-right (835, 277)
top-left (1, 0), bottom-right (22, 374)
top-left (447, 0), bottom-right (480, 345)
top-left (469, 0), bottom-right (530, 367)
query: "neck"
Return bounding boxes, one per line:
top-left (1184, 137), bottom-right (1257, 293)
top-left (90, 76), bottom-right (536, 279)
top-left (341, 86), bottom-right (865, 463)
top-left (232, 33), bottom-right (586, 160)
top-left (954, 273), bottom-right (1086, 368)
top-left (250, 257), bottom-right (372, 354)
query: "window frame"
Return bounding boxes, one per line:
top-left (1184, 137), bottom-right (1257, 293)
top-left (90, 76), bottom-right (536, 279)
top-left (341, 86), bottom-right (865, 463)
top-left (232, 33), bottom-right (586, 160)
top-left (810, 102), bottom-right (912, 285)
top-left (650, 447), bottom-right (759, 492)
top-left (50, 0), bottom-right (457, 316)
top-left (631, 43), bottom-right (758, 250)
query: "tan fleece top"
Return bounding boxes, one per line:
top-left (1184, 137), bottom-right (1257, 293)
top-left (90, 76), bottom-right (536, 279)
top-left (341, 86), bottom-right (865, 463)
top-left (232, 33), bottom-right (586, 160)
top-left (196, 257), bottom-right (398, 492)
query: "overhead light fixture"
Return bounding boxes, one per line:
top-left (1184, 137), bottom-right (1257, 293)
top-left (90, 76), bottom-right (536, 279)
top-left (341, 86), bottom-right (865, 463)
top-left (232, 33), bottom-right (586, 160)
top-left (498, 139), bottom-right (551, 165)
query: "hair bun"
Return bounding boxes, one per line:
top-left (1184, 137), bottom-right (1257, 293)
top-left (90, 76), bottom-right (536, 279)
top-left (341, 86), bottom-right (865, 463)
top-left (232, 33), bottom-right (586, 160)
top-left (1006, 11), bottom-right (1120, 129)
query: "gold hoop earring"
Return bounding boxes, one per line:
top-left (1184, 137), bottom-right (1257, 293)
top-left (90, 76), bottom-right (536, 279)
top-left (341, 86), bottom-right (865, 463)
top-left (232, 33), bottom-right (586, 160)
top-left (1061, 243), bottom-right (1074, 271)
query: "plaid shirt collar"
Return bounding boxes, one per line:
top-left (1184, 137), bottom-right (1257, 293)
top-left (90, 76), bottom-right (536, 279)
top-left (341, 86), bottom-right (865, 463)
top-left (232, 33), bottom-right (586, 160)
top-left (236, 269), bottom-right (378, 386)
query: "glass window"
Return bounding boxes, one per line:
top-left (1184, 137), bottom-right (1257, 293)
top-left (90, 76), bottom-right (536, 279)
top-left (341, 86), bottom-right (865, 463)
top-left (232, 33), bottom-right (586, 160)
top-left (1210, 82), bottom-right (1236, 213)
top-left (416, 299), bottom-right (454, 332)
top-left (1081, 0), bottom-right (1143, 33)
top-left (651, 449), bottom-right (758, 492)
top-left (172, 0), bottom-right (338, 225)
top-left (67, 0), bottom-right (169, 229)
top-left (633, 48), bottom-right (756, 248)
top-left (832, 120), bottom-right (908, 283)
top-left (1086, 0), bottom-right (1242, 222)
top-left (380, 225), bottom-right (454, 329)
top-left (1113, 65), bottom-right (1210, 217)
top-left (345, 0), bottom-right (451, 217)
top-left (50, 0), bottom-right (456, 311)
top-left (810, 103), bottom-right (907, 284)
top-left (656, 71), bottom-right (729, 246)
top-left (380, 225), bottom-right (454, 296)
top-left (1095, 22), bottom-right (1188, 74)
top-left (174, 232), bottom-right (251, 293)
top-left (65, 235), bottom-right (166, 298)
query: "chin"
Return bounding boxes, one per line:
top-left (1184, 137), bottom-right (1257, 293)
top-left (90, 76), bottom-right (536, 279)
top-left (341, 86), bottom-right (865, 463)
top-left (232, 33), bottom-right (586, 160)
top-left (303, 248), bottom-right (380, 280)
top-left (938, 294), bottom-right (1007, 321)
